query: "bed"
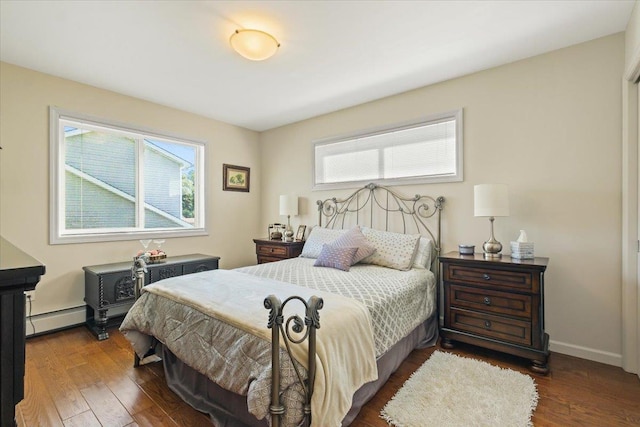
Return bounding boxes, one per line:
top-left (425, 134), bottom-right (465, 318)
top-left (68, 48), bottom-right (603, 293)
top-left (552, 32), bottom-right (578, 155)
top-left (120, 183), bottom-right (445, 427)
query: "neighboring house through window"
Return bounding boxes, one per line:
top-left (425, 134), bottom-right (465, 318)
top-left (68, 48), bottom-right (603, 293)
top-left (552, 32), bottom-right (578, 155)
top-left (50, 107), bottom-right (206, 244)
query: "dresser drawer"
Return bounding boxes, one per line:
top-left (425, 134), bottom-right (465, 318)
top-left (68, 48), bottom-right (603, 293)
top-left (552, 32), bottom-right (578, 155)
top-left (183, 259), bottom-right (219, 275)
top-left (449, 308), bottom-right (532, 346)
top-left (148, 263), bottom-right (181, 283)
top-left (445, 264), bottom-right (534, 292)
top-left (85, 271), bottom-right (135, 309)
top-left (254, 239), bottom-right (304, 264)
top-left (257, 244), bottom-right (287, 257)
top-left (448, 284), bottom-right (532, 319)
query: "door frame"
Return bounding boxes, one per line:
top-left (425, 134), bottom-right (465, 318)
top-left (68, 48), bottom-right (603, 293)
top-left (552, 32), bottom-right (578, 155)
top-left (622, 49), bottom-right (640, 375)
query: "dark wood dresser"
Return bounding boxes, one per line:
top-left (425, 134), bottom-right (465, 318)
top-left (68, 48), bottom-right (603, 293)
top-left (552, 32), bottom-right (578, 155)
top-left (84, 254), bottom-right (219, 340)
top-left (0, 237), bottom-right (46, 427)
top-left (253, 239), bottom-right (304, 264)
top-left (440, 252), bottom-right (550, 374)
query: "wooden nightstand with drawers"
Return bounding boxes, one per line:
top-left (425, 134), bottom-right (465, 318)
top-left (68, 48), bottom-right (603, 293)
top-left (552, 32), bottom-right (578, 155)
top-left (253, 238), bottom-right (304, 264)
top-left (439, 252), bottom-right (550, 374)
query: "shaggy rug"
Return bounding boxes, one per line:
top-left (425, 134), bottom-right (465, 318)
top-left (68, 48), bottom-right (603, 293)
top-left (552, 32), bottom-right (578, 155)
top-left (381, 351), bottom-right (538, 427)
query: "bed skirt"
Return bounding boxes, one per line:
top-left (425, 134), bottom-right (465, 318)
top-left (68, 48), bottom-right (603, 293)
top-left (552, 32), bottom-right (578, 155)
top-left (162, 314), bottom-right (438, 426)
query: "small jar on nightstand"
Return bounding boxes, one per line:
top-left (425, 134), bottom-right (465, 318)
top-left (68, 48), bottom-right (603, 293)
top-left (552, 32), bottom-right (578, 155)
top-left (253, 238), bottom-right (304, 264)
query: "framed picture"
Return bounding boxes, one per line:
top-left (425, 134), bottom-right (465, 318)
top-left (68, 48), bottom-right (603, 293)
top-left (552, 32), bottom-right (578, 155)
top-left (223, 164), bottom-right (250, 192)
top-left (295, 225), bottom-right (307, 241)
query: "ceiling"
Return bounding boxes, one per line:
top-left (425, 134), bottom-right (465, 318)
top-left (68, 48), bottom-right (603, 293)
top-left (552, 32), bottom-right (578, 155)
top-left (0, 1), bottom-right (635, 132)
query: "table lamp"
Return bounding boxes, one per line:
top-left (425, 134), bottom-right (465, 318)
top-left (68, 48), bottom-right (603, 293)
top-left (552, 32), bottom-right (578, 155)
top-left (474, 184), bottom-right (509, 259)
top-left (279, 195), bottom-right (299, 242)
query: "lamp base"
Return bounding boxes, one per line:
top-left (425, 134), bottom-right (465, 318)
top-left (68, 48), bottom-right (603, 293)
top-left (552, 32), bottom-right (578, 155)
top-left (284, 228), bottom-right (294, 242)
top-left (483, 251), bottom-right (502, 259)
top-left (482, 239), bottom-right (503, 259)
top-left (283, 215), bottom-right (294, 242)
top-left (482, 216), bottom-right (503, 259)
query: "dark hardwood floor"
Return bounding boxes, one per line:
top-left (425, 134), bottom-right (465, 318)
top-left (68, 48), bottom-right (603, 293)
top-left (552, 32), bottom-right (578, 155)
top-left (16, 326), bottom-right (640, 426)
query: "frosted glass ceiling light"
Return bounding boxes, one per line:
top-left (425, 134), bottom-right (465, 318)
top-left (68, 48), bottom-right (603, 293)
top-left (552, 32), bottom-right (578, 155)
top-left (230, 29), bottom-right (280, 61)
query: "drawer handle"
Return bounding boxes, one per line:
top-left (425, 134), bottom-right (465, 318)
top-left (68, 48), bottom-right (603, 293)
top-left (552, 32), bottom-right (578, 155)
top-left (483, 273), bottom-right (491, 280)
top-left (270, 248), bottom-right (274, 253)
top-left (483, 296), bottom-right (491, 305)
top-left (484, 320), bottom-right (492, 329)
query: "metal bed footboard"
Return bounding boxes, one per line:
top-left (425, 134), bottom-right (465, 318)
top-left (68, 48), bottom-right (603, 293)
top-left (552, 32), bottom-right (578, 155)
top-left (264, 294), bottom-right (323, 427)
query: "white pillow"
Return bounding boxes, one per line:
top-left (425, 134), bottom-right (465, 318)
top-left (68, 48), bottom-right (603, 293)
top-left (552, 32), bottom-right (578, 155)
top-left (413, 237), bottom-right (435, 270)
top-left (360, 227), bottom-right (420, 271)
top-left (300, 227), bottom-right (347, 259)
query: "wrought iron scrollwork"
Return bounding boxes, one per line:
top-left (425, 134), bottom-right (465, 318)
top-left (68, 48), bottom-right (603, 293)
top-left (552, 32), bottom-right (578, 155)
top-left (316, 182), bottom-right (445, 257)
top-left (264, 294), bottom-right (323, 427)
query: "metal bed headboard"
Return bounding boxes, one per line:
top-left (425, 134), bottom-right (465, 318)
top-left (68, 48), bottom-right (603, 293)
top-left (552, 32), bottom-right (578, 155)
top-left (317, 182), bottom-right (445, 269)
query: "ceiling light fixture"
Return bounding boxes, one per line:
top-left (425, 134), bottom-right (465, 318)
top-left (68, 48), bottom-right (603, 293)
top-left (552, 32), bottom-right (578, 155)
top-left (229, 29), bottom-right (280, 61)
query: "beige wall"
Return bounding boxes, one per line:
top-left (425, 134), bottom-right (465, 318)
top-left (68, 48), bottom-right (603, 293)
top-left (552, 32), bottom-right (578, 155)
top-left (0, 33), bottom-right (627, 363)
top-left (622, 0), bottom-right (640, 374)
top-left (0, 62), bottom-right (262, 330)
top-left (626, 1), bottom-right (640, 71)
top-left (259, 34), bottom-right (625, 365)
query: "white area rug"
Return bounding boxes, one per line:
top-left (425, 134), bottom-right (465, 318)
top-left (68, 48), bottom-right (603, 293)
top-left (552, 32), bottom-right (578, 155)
top-left (381, 351), bottom-right (538, 427)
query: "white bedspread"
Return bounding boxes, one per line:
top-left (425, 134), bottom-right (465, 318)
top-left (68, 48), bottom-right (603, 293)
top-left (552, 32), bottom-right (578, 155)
top-left (127, 269), bottom-right (377, 427)
top-left (236, 257), bottom-right (436, 356)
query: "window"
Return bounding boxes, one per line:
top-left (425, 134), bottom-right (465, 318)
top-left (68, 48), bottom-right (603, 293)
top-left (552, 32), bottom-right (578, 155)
top-left (50, 107), bottom-right (206, 244)
top-left (313, 109), bottom-right (463, 189)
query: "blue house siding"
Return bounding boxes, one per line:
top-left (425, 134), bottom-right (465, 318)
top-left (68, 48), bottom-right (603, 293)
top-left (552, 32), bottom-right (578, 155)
top-left (66, 172), bottom-right (185, 230)
top-left (144, 144), bottom-right (182, 218)
top-left (65, 131), bottom-right (136, 197)
top-left (64, 130), bottom-right (186, 229)
top-left (65, 172), bottom-right (134, 229)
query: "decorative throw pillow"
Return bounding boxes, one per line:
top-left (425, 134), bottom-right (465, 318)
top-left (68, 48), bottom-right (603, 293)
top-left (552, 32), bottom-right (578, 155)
top-left (360, 227), bottom-right (421, 271)
top-left (328, 226), bottom-right (376, 264)
top-left (313, 245), bottom-right (358, 271)
top-left (300, 227), bottom-right (347, 259)
top-left (412, 237), bottom-right (435, 270)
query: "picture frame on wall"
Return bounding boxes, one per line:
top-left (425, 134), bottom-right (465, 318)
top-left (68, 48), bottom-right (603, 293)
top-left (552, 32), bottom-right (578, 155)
top-left (295, 225), bottom-right (307, 241)
top-left (223, 164), bottom-right (250, 192)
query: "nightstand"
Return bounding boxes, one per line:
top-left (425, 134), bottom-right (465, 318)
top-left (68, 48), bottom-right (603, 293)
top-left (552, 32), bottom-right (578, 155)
top-left (253, 238), bottom-right (304, 264)
top-left (439, 252), bottom-right (550, 374)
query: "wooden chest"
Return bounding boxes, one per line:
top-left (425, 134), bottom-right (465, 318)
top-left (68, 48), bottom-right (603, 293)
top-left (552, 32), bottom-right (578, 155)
top-left (83, 254), bottom-right (219, 340)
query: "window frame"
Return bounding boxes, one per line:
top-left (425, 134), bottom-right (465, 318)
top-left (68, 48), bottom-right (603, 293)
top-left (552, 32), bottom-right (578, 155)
top-left (49, 106), bottom-right (208, 244)
top-left (312, 109), bottom-right (463, 191)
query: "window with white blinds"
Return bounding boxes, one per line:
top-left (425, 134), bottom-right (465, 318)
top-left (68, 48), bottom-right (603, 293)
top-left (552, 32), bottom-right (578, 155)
top-left (50, 107), bottom-right (207, 244)
top-left (313, 109), bottom-right (463, 189)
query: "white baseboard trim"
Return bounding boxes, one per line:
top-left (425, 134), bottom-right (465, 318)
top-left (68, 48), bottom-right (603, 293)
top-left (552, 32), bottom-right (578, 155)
top-left (550, 339), bottom-right (623, 368)
top-left (26, 306), bottom-right (86, 337)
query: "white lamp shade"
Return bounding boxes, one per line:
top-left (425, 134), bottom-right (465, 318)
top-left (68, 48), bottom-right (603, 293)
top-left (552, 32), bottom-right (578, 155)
top-left (279, 195), bottom-right (299, 216)
top-left (474, 184), bottom-right (509, 217)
